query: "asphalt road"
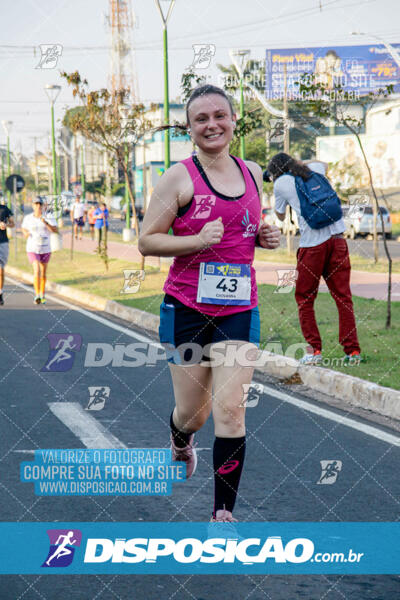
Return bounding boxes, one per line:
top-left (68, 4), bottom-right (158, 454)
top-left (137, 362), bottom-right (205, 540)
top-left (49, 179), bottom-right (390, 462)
top-left (0, 280), bottom-right (399, 599)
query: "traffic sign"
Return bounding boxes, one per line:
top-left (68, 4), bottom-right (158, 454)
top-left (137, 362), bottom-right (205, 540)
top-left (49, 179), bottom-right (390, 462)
top-left (6, 174), bottom-right (25, 193)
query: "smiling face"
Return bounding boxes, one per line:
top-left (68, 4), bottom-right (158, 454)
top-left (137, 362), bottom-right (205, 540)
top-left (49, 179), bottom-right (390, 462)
top-left (187, 93), bottom-right (236, 153)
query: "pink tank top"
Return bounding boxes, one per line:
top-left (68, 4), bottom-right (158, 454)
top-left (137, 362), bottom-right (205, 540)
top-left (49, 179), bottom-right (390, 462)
top-left (163, 155), bottom-right (261, 316)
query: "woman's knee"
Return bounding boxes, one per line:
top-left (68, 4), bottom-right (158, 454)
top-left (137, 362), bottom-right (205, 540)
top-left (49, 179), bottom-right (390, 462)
top-left (175, 404), bottom-right (211, 432)
top-left (213, 402), bottom-right (245, 436)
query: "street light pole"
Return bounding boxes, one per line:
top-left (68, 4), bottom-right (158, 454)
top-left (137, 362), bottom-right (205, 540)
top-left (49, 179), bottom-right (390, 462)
top-left (230, 49), bottom-right (250, 160)
top-left (155, 0), bottom-right (175, 171)
top-left (50, 103), bottom-right (57, 194)
top-left (351, 31), bottom-right (400, 68)
top-left (2, 121), bottom-right (13, 209)
top-left (44, 85), bottom-right (61, 216)
top-left (57, 149), bottom-right (62, 195)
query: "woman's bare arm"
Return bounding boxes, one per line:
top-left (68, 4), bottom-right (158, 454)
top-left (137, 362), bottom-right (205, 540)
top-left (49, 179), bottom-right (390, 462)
top-left (139, 164), bottom-right (223, 257)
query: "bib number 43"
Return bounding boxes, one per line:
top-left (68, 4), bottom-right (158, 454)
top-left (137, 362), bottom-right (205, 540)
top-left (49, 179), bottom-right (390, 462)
top-left (216, 278), bottom-right (238, 293)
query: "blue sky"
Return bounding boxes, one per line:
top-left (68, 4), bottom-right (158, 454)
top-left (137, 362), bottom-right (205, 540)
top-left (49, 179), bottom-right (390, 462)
top-left (0, 0), bottom-right (399, 155)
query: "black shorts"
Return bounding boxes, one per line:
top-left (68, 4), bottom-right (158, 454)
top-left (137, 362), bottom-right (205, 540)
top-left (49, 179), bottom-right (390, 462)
top-left (74, 217), bottom-right (84, 227)
top-left (159, 293), bottom-right (260, 365)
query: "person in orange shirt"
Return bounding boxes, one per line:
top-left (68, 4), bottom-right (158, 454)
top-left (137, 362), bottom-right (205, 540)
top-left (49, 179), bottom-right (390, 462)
top-left (87, 203), bottom-right (97, 240)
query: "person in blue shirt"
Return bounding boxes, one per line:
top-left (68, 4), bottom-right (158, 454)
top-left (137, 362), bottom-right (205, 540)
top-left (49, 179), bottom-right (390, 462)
top-left (94, 202), bottom-right (109, 244)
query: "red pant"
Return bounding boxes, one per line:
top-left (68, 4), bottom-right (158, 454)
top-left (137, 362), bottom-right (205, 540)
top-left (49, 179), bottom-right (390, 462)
top-left (295, 236), bottom-right (360, 354)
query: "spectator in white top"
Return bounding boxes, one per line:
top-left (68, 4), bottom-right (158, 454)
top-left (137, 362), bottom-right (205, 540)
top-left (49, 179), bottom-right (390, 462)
top-left (21, 197), bottom-right (58, 304)
top-left (70, 193), bottom-right (87, 240)
top-left (267, 152), bottom-right (361, 366)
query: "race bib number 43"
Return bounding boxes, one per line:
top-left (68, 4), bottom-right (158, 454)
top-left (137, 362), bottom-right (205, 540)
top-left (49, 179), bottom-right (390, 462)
top-left (197, 262), bottom-right (251, 305)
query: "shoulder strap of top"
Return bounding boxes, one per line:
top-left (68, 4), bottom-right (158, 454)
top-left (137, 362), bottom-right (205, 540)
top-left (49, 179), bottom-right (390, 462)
top-left (233, 156), bottom-right (260, 197)
top-left (180, 156), bottom-right (198, 180)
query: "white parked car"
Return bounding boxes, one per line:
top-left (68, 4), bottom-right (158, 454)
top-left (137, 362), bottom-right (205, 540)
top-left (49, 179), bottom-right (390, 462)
top-left (263, 206), bottom-right (299, 235)
top-left (343, 205), bottom-right (392, 239)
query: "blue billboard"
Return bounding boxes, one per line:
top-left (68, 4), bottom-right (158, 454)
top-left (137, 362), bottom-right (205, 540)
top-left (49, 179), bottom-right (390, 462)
top-left (265, 44), bottom-right (400, 99)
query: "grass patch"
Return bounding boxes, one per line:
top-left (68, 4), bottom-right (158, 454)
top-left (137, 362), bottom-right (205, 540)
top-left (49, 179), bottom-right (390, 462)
top-left (8, 243), bottom-right (400, 391)
top-left (391, 223), bottom-right (400, 237)
top-left (257, 285), bottom-right (400, 391)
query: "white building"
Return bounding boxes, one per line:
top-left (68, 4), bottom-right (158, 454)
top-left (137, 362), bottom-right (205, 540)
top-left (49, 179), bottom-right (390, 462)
top-left (316, 99), bottom-right (400, 191)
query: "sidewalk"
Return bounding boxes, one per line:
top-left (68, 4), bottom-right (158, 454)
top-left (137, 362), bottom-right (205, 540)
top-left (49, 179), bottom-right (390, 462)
top-left (61, 232), bottom-right (400, 301)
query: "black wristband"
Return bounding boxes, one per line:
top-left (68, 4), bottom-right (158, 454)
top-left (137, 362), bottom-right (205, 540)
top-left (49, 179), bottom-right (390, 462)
top-left (255, 233), bottom-right (262, 247)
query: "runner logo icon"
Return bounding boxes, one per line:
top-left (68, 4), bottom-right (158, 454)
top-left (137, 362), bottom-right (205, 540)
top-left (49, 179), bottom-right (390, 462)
top-left (190, 44), bottom-right (216, 69)
top-left (41, 334), bottom-right (82, 372)
top-left (274, 269), bottom-right (298, 293)
top-left (317, 460), bottom-right (343, 485)
top-left (120, 270), bottom-right (145, 294)
top-left (42, 529), bottom-right (82, 567)
top-left (86, 386), bottom-right (110, 411)
top-left (35, 44), bottom-right (63, 69)
top-left (191, 195), bottom-right (216, 219)
top-left (240, 383), bottom-right (263, 407)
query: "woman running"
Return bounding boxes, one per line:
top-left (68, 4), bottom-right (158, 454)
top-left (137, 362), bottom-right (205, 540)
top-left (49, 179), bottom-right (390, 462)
top-left (21, 197), bottom-right (58, 304)
top-left (139, 85), bottom-right (280, 522)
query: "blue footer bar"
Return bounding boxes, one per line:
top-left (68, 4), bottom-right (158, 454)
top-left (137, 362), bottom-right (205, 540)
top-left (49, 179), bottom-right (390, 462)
top-left (0, 522), bottom-right (398, 574)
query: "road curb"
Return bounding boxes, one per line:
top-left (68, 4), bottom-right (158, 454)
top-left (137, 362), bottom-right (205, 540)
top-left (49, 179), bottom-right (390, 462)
top-left (6, 266), bottom-right (160, 333)
top-left (7, 265), bottom-right (400, 421)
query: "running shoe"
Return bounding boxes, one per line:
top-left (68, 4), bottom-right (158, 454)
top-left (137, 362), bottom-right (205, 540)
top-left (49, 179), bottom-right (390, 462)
top-left (34, 295), bottom-right (41, 305)
top-left (0, 293), bottom-right (4, 306)
top-left (343, 351), bottom-right (363, 366)
top-left (40, 297), bottom-right (47, 305)
top-left (208, 507), bottom-right (240, 541)
top-left (299, 350), bottom-right (322, 365)
top-left (170, 434), bottom-right (197, 479)
top-left (210, 507), bottom-right (238, 523)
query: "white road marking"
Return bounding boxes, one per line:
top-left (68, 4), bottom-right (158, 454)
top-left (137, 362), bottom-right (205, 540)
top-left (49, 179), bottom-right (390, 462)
top-left (259, 383), bottom-right (400, 447)
top-left (8, 277), bottom-right (400, 447)
top-left (6, 276), bottom-right (162, 347)
top-left (48, 402), bottom-right (127, 449)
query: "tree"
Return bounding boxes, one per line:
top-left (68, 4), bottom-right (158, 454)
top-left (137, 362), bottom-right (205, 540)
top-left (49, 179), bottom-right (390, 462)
top-left (294, 74), bottom-right (394, 328)
top-left (61, 71), bottom-right (156, 268)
